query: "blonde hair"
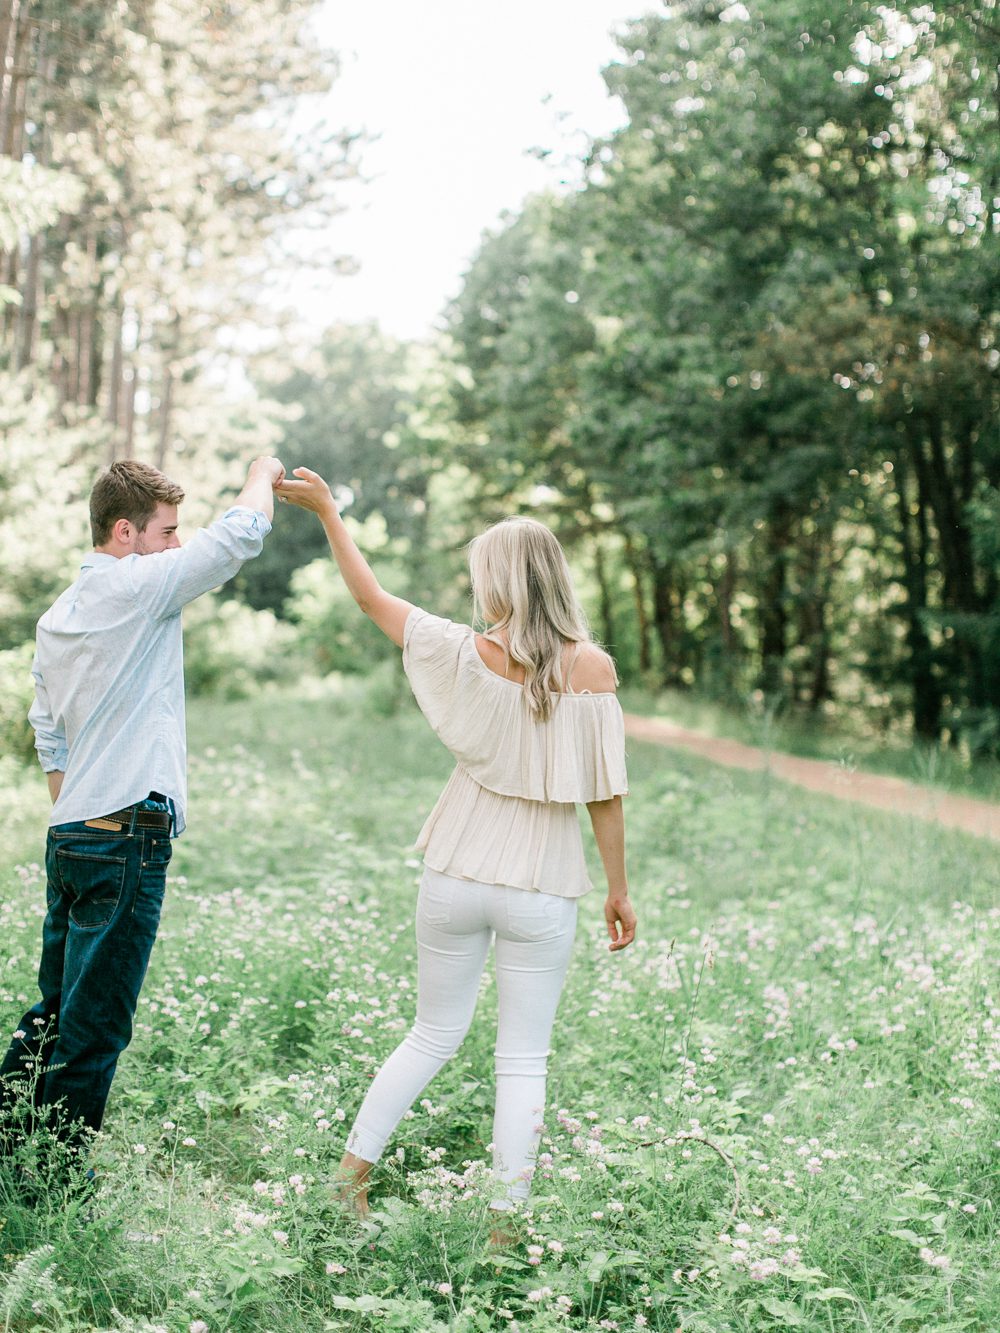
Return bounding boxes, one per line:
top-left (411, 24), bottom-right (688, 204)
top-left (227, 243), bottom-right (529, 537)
top-left (467, 516), bottom-right (602, 721)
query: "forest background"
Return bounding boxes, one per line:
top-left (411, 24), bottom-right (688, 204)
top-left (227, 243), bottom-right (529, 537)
top-left (0, 0), bottom-right (998, 769)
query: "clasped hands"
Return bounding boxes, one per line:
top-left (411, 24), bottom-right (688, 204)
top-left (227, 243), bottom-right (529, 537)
top-left (273, 465), bottom-right (339, 515)
top-left (247, 457), bottom-right (338, 512)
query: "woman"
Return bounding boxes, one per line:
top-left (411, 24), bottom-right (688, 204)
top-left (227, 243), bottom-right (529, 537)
top-left (276, 468), bottom-right (636, 1227)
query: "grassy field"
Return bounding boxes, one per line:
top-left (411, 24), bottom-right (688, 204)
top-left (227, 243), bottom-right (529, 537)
top-left (1, 681), bottom-right (998, 1332)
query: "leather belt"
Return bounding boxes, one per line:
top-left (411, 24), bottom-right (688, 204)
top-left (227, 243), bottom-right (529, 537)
top-left (84, 806), bottom-right (171, 832)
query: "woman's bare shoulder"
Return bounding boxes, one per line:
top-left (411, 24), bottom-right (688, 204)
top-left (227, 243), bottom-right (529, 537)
top-left (570, 642), bottom-right (618, 694)
top-left (474, 632), bottom-right (526, 682)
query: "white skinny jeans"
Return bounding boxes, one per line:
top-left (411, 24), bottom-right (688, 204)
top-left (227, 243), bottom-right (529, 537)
top-left (345, 867), bottom-right (578, 1209)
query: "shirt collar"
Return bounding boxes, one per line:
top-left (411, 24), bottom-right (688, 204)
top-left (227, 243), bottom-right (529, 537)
top-left (80, 552), bottom-right (121, 570)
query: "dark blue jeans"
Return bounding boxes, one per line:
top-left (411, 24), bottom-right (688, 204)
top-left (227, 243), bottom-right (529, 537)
top-left (0, 799), bottom-right (172, 1152)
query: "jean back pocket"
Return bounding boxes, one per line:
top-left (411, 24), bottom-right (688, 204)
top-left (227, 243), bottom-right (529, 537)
top-left (55, 845), bottom-right (129, 930)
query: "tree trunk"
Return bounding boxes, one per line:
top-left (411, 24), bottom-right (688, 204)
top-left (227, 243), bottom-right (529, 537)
top-left (624, 533), bottom-right (652, 673)
top-left (716, 547), bottom-right (739, 690)
top-left (0, 2), bottom-right (16, 121)
top-left (73, 226), bottom-right (98, 404)
top-left (51, 304), bottom-right (71, 402)
top-left (894, 448), bottom-right (942, 739)
top-left (0, 250), bottom-right (16, 349)
top-left (0, 0), bottom-right (30, 158)
top-left (107, 306), bottom-right (123, 456)
top-left (78, 302), bottom-right (98, 406)
top-left (923, 411), bottom-right (978, 612)
top-left (796, 524), bottom-right (835, 712)
top-left (592, 536), bottom-right (615, 653)
top-left (155, 361), bottom-right (174, 469)
top-left (13, 225), bottom-right (40, 368)
top-left (154, 312), bottom-right (181, 467)
top-left (3, 2), bottom-right (30, 162)
top-left (14, 36), bottom-right (50, 372)
top-left (806, 596), bottom-right (832, 711)
top-left (757, 511), bottom-right (791, 700)
top-left (66, 307), bottom-right (80, 404)
top-left (650, 555), bottom-right (681, 686)
top-left (121, 365), bottom-right (136, 457)
top-left (0, 0), bottom-right (30, 351)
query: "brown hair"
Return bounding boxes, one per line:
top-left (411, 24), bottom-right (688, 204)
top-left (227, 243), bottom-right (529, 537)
top-left (90, 460), bottom-right (185, 546)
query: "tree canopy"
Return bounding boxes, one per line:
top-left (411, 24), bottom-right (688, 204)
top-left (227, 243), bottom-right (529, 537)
top-left (445, 0), bottom-right (1000, 751)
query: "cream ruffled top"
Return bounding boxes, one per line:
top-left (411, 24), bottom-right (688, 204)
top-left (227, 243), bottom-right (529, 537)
top-left (403, 609), bottom-right (628, 898)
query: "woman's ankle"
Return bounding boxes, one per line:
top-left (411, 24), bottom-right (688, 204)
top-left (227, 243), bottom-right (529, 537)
top-left (335, 1151), bottom-right (373, 1217)
top-left (488, 1210), bottom-right (521, 1248)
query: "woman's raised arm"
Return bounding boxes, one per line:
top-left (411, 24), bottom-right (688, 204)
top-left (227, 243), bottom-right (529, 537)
top-left (275, 467), bottom-right (416, 647)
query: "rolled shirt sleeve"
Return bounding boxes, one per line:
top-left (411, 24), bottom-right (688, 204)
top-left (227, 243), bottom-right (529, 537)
top-left (28, 653), bottom-right (69, 772)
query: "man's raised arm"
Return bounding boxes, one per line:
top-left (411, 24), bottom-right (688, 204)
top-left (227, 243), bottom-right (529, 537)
top-left (232, 456), bottom-right (284, 522)
top-left (131, 455), bottom-right (284, 620)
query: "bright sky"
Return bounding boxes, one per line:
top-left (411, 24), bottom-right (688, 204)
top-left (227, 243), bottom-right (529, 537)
top-left (294, 0), bottom-right (643, 341)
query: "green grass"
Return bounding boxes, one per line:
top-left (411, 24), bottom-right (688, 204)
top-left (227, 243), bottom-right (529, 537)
top-left (1, 681), bottom-right (998, 1331)
top-left (619, 684), bottom-right (1000, 803)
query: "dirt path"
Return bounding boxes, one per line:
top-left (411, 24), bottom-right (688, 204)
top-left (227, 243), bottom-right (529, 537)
top-left (623, 713), bottom-right (1000, 843)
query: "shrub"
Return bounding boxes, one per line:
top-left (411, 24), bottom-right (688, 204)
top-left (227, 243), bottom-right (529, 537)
top-left (183, 594), bottom-right (300, 698)
top-left (0, 642), bottom-right (36, 762)
top-left (284, 550), bottom-right (397, 677)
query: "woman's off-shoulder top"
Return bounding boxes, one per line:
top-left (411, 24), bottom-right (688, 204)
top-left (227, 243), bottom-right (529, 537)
top-left (403, 609), bottom-right (628, 898)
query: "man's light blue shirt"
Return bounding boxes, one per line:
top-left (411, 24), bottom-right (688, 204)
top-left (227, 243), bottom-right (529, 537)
top-left (28, 506), bottom-right (271, 834)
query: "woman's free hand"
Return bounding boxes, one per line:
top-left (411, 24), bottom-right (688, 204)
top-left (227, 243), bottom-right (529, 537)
top-left (605, 893), bottom-right (636, 952)
top-left (275, 466), bottom-right (338, 515)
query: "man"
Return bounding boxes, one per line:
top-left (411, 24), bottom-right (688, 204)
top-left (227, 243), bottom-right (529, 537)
top-left (0, 453), bottom-right (284, 1173)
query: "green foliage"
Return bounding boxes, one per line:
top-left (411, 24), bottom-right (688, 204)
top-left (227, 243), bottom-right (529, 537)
top-left (181, 593), bottom-right (301, 699)
top-left (445, 0), bottom-right (1000, 750)
top-left (242, 325), bottom-right (428, 613)
top-left (0, 373), bottom-right (96, 651)
top-left (0, 642), bottom-right (35, 763)
top-left (0, 159), bottom-right (84, 253)
top-left (283, 521), bottom-right (402, 676)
